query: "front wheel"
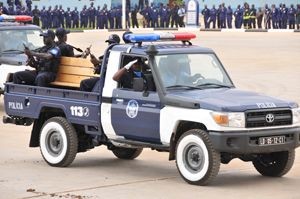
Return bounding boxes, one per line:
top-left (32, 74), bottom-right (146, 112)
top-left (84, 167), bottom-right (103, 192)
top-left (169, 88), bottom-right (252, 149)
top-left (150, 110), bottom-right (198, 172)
top-left (39, 117), bottom-right (78, 167)
top-left (176, 129), bottom-right (220, 185)
top-left (112, 147), bottom-right (143, 160)
top-left (252, 150), bottom-right (295, 177)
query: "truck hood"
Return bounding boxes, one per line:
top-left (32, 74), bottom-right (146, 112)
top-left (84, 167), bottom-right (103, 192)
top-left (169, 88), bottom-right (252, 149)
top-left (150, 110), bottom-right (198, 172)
top-left (165, 88), bottom-right (297, 112)
top-left (0, 53), bottom-right (27, 65)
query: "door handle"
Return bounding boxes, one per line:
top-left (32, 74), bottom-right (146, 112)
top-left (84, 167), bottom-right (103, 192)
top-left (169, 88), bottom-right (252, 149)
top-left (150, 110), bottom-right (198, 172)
top-left (116, 99), bottom-right (124, 103)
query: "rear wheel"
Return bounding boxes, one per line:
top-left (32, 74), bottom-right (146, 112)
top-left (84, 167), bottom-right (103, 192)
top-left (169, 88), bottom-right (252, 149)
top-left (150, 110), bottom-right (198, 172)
top-left (252, 150), bottom-right (295, 177)
top-left (39, 117), bottom-right (78, 167)
top-left (112, 147), bottom-right (143, 160)
top-left (176, 129), bottom-right (220, 185)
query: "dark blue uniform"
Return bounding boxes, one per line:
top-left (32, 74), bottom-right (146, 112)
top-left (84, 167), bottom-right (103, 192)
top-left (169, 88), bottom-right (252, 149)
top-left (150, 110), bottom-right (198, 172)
top-left (89, 3), bottom-right (96, 29)
top-left (281, 6), bottom-right (288, 29)
top-left (108, 8), bottom-right (115, 29)
top-left (115, 7), bottom-right (122, 29)
top-left (72, 8), bottom-right (79, 28)
top-left (150, 6), bottom-right (159, 28)
top-left (141, 6), bottom-right (151, 28)
top-left (208, 6), bottom-right (217, 29)
top-left (234, 6), bottom-right (243, 28)
top-left (26, 0), bottom-right (32, 11)
top-left (170, 5), bottom-right (178, 28)
top-left (40, 7), bottom-right (47, 29)
top-left (226, 6), bottom-right (233, 28)
top-left (96, 6), bottom-right (101, 29)
top-left (159, 5), bottom-right (168, 28)
top-left (65, 8), bottom-right (72, 29)
top-left (102, 5), bottom-right (109, 29)
top-left (8, 5), bottom-right (15, 15)
top-left (219, 6), bottom-right (227, 28)
top-left (58, 6), bottom-right (65, 28)
top-left (288, 5), bottom-right (296, 29)
top-left (80, 6), bottom-right (88, 28)
top-left (201, 6), bottom-right (210, 29)
top-left (271, 6), bottom-right (278, 29)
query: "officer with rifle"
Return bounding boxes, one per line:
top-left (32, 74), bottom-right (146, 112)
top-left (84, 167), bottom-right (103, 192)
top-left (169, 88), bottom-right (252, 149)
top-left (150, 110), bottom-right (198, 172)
top-left (13, 30), bottom-right (61, 87)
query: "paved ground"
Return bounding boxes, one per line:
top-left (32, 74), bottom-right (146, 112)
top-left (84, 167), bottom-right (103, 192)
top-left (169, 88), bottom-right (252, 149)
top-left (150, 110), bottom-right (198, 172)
top-left (0, 31), bottom-right (300, 199)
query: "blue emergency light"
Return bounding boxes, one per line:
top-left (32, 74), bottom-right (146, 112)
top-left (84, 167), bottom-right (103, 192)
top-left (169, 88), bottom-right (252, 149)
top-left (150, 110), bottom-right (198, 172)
top-left (124, 32), bottom-right (196, 43)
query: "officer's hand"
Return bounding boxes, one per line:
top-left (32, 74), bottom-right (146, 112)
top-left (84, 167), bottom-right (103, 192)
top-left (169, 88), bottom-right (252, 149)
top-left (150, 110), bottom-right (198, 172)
top-left (24, 48), bottom-right (32, 56)
top-left (90, 56), bottom-right (100, 66)
top-left (124, 59), bottom-right (138, 70)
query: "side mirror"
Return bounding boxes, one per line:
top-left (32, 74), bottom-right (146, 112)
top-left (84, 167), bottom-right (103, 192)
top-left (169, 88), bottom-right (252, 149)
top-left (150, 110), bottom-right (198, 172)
top-left (133, 77), bottom-right (144, 92)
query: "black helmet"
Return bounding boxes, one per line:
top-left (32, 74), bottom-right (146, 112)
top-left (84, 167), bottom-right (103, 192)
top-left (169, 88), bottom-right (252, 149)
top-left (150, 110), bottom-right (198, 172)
top-left (123, 31), bottom-right (133, 44)
top-left (105, 34), bottom-right (120, 44)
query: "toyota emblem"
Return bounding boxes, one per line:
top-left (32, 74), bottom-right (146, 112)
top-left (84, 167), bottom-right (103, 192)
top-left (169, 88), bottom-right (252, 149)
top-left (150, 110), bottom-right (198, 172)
top-left (265, 114), bottom-right (275, 123)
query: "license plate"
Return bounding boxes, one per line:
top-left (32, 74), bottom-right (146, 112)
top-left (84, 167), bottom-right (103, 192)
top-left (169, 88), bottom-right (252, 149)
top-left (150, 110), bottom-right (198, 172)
top-left (258, 136), bottom-right (286, 146)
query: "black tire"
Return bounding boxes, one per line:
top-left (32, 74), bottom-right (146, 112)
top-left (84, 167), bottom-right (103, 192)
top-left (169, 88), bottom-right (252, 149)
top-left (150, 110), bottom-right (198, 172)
top-left (175, 129), bottom-right (220, 185)
top-left (252, 150), bottom-right (295, 177)
top-left (39, 117), bottom-right (78, 167)
top-left (112, 147), bottom-right (143, 160)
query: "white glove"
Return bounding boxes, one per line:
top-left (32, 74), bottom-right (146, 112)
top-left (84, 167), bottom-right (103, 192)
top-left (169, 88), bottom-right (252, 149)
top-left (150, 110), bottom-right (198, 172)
top-left (124, 59), bottom-right (138, 70)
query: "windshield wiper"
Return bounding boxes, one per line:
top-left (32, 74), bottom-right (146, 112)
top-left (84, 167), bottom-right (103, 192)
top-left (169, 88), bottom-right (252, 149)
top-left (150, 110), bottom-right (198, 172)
top-left (166, 85), bottom-right (202, 90)
top-left (1, 49), bottom-right (24, 54)
top-left (196, 83), bottom-right (232, 88)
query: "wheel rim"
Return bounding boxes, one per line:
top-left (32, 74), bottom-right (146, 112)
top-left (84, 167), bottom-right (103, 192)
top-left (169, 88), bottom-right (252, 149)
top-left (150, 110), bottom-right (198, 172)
top-left (46, 130), bottom-right (64, 157)
top-left (183, 142), bottom-right (205, 173)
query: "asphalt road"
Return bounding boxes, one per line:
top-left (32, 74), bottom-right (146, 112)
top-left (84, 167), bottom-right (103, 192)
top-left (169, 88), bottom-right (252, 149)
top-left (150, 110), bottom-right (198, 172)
top-left (0, 31), bottom-right (300, 199)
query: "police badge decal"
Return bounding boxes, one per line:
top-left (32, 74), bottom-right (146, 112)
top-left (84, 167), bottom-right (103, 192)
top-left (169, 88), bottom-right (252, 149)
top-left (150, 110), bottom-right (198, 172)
top-left (126, 100), bottom-right (139, 118)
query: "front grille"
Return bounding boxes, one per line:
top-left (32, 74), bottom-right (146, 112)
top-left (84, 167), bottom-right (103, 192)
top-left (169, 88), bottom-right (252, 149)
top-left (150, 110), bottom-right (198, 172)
top-left (246, 108), bottom-right (292, 128)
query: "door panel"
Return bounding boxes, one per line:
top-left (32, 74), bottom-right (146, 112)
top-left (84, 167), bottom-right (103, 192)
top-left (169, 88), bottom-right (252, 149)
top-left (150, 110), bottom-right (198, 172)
top-left (111, 89), bottom-right (161, 143)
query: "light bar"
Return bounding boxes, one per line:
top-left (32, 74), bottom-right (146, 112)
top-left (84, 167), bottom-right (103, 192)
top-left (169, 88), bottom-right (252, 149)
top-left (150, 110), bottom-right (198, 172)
top-left (124, 32), bottom-right (196, 43)
top-left (0, 14), bottom-right (33, 22)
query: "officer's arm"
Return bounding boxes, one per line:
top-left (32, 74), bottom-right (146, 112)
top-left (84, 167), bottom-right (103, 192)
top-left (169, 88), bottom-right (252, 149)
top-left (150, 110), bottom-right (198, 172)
top-left (113, 67), bottom-right (127, 82)
top-left (29, 51), bottom-right (54, 60)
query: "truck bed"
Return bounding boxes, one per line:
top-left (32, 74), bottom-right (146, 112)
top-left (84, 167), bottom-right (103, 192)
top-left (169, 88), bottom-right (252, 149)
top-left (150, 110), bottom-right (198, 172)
top-left (4, 83), bottom-right (101, 127)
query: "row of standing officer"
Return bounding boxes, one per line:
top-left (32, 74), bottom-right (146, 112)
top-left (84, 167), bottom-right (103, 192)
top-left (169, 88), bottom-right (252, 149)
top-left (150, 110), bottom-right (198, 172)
top-left (7, 0), bottom-right (32, 11)
top-left (202, 3), bottom-right (300, 29)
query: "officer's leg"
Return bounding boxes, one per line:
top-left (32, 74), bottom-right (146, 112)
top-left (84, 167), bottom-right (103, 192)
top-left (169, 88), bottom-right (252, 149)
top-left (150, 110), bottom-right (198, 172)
top-left (35, 72), bottom-right (55, 87)
top-left (13, 70), bottom-right (37, 85)
top-left (80, 77), bottom-right (98, 92)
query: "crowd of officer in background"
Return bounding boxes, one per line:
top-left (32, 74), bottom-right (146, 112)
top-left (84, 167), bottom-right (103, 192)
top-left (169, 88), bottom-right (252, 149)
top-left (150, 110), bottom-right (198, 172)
top-left (202, 2), bottom-right (300, 29)
top-left (1, 0), bottom-right (300, 30)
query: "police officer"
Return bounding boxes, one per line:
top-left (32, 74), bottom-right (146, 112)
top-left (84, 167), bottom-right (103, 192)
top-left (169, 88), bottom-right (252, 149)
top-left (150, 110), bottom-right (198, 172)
top-left (226, 5), bottom-right (233, 29)
top-left (264, 4), bottom-right (271, 29)
top-left (47, 6), bottom-right (53, 29)
top-left (52, 5), bottom-right (59, 28)
top-left (65, 7), bottom-right (72, 29)
top-left (72, 7), bottom-right (79, 29)
top-left (208, 5), bottom-right (217, 29)
top-left (32, 5), bottom-right (40, 26)
top-left (80, 5), bottom-right (88, 28)
top-left (58, 5), bottom-right (65, 28)
top-left (243, 3), bottom-right (251, 29)
top-left (102, 4), bottom-right (109, 29)
top-left (8, 5), bottom-right (15, 15)
top-left (131, 5), bottom-right (139, 28)
top-left (170, 4), bottom-right (179, 28)
top-left (256, 7), bottom-right (264, 29)
top-left (15, 0), bottom-right (21, 7)
top-left (80, 34), bottom-right (120, 92)
top-left (288, 4), bottom-right (296, 29)
top-left (177, 4), bottom-right (186, 27)
top-left (151, 5), bottom-right (159, 28)
top-left (282, 4), bottom-right (289, 29)
top-left (234, 5), bottom-right (243, 29)
top-left (55, 28), bottom-right (74, 57)
top-left (13, 30), bottom-right (61, 87)
top-left (26, 0), bottom-right (32, 12)
top-left (249, 4), bottom-right (256, 29)
top-left (202, 5), bottom-right (210, 29)
top-left (89, 2), bottom-right (96, 29)
top-left (96, 6), bottom-right (102, 29)
top-left (271, 4), bottom-right (278, 29)
top-left (115, 6), bottom-right (122, 29)
top-left (140, 4), bottom-right (151, 28)
top-left (159, 4), bottom-right (167, 28)
top-left (40, 6), bottom-right (47, 29)
top-left (219, 3), bottom-right (226, 28)
top-left (108, 7), bottom-right (115, 29)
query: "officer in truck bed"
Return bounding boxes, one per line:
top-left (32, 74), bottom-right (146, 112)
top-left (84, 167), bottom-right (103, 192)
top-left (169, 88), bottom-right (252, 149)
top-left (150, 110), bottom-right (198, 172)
top-left (13, 30), bottom-right (61, 87)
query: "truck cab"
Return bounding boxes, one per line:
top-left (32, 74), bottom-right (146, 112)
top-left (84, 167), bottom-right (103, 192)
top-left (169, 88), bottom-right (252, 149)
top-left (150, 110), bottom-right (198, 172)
top-left (3, 32), bottom-right (300, 185)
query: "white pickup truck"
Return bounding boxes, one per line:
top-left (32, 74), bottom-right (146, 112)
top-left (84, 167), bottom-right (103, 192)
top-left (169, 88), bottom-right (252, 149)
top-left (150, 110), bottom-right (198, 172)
top-left (0, 22), bottom-right (43, 94)
top-left (3, 32), bottom-right (300, 185)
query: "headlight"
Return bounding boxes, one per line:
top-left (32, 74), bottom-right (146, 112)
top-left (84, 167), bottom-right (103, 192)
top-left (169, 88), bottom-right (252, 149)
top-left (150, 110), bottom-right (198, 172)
top-left (211, 112), bottom-right (245, 128)
top-left (292, 108), bottom-right (300, 124)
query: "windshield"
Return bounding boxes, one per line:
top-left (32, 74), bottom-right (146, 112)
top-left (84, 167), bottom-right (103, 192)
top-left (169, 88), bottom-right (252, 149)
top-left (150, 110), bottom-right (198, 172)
top-left (0, 29), bottom-right (43, 53)
top-left (155, 53), bottom-right (233, 90)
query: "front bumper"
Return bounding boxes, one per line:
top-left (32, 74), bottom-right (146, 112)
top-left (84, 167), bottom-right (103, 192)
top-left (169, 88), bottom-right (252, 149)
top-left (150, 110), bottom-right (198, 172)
top-left (209, 127), bottom-right (300, 154)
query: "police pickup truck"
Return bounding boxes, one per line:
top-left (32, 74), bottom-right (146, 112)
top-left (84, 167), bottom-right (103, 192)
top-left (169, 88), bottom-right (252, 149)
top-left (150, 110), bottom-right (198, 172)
top-left (3, 32), bottom-right (300, 185)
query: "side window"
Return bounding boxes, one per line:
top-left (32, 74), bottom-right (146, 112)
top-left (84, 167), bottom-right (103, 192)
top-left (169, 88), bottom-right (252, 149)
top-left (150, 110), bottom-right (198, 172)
top-left (118, 55), bottom-right (156, 92)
